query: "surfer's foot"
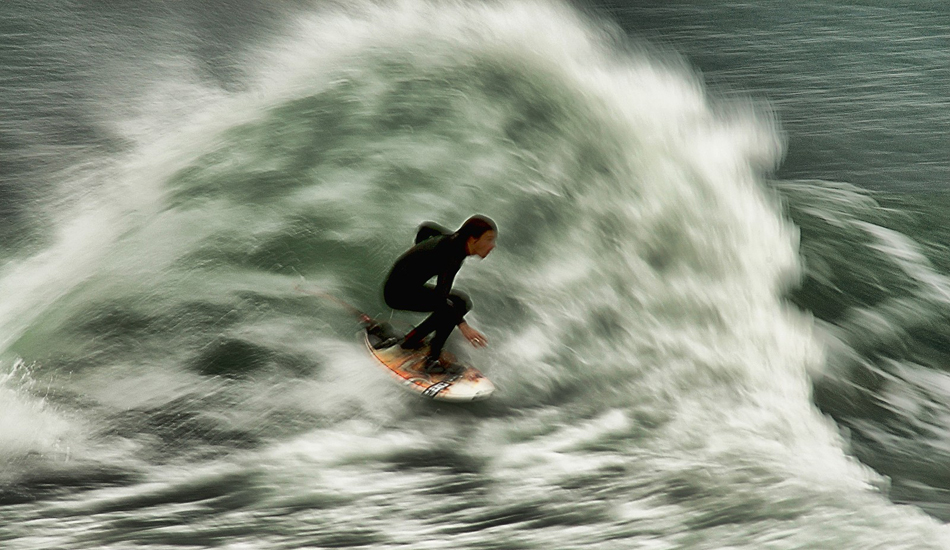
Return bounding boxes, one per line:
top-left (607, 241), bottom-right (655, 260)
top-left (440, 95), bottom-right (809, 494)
top-left (373, 336), bottom-right (401, 350)
top-left (421, 356), bottom-right (447, 375)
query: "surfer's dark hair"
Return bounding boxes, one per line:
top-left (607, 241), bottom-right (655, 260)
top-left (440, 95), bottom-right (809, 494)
top-left (457, 215), bottom-right (497, 240)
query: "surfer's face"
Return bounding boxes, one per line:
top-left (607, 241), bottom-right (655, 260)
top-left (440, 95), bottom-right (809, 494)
top-left (468, 230), bottom-right (496, 258)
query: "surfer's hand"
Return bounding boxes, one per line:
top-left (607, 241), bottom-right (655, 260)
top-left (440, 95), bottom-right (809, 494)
top-left (459, 322), bottom-right (488, 348)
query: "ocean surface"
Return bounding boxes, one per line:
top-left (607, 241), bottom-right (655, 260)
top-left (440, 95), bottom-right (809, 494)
top-left (3, 1), bottom-right (950, 548)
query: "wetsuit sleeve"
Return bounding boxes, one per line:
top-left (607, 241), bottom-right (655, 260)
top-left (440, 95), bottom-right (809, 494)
top-left (435, 261), bottom-right (469, 327)
top-left (434, 263), bottom-right (458, 299)
top-left (434, 236), bottom-right (465, 304)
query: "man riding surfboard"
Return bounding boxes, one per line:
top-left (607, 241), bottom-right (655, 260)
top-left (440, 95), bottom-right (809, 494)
top-left (379, 215), bottom-right (497, 374)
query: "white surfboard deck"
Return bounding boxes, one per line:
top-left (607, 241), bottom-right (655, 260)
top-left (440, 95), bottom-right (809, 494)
top-left (363, 323), bottom-right (495, 402)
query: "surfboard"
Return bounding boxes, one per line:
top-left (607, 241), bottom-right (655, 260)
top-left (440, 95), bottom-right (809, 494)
top-left (293, 285), bottom-right (494, 402)
top-left (364, 319), bottom-right (495, 402)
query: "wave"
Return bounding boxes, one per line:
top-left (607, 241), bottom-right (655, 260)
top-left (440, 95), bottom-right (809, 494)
top-left (780, 179), bottom-right (950, 519)
top-left (1, 0), bottom-right (948, 546)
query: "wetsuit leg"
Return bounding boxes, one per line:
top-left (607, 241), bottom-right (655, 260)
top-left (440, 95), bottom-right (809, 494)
top-left (385, 286), bottom-right (469, 360)
top-left (406, 292), bottom-right (469, 359)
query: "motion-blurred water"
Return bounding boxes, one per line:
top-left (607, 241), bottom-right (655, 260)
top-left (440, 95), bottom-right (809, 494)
top-left (2, 1), bottom-right (950, 548)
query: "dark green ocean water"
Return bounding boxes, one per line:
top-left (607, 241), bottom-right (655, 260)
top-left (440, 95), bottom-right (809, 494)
top-left (3, 1), bottom-right (950, 548)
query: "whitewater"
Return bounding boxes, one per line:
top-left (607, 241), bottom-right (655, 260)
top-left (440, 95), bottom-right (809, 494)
top-left (2, 1), bottom-right (949, 548)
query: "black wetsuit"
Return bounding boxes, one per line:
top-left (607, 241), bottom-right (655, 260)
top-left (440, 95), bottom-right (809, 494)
top-left (383, 231), bottom-right (471, 361)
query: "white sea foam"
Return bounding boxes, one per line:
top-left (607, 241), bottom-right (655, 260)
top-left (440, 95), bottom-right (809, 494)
top-left (0, 360), bottom-right (75, 461)
top-left (2, 1), bottom-right (949, 547)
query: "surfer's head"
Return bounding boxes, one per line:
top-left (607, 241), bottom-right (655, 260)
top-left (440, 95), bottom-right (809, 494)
top-left (459, 215), bottom-right (497, 259)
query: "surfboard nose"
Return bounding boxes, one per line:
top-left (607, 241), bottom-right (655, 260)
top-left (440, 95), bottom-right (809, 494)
top-left (442, 377), bottom-right (495, 402)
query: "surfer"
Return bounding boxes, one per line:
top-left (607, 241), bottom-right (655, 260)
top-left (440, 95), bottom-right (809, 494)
top-left (380, 215), bottom-right (497, 373)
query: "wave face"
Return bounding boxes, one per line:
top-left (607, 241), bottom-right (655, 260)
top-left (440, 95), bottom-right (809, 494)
top-left (1, 1), bottom-right (948, 548)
